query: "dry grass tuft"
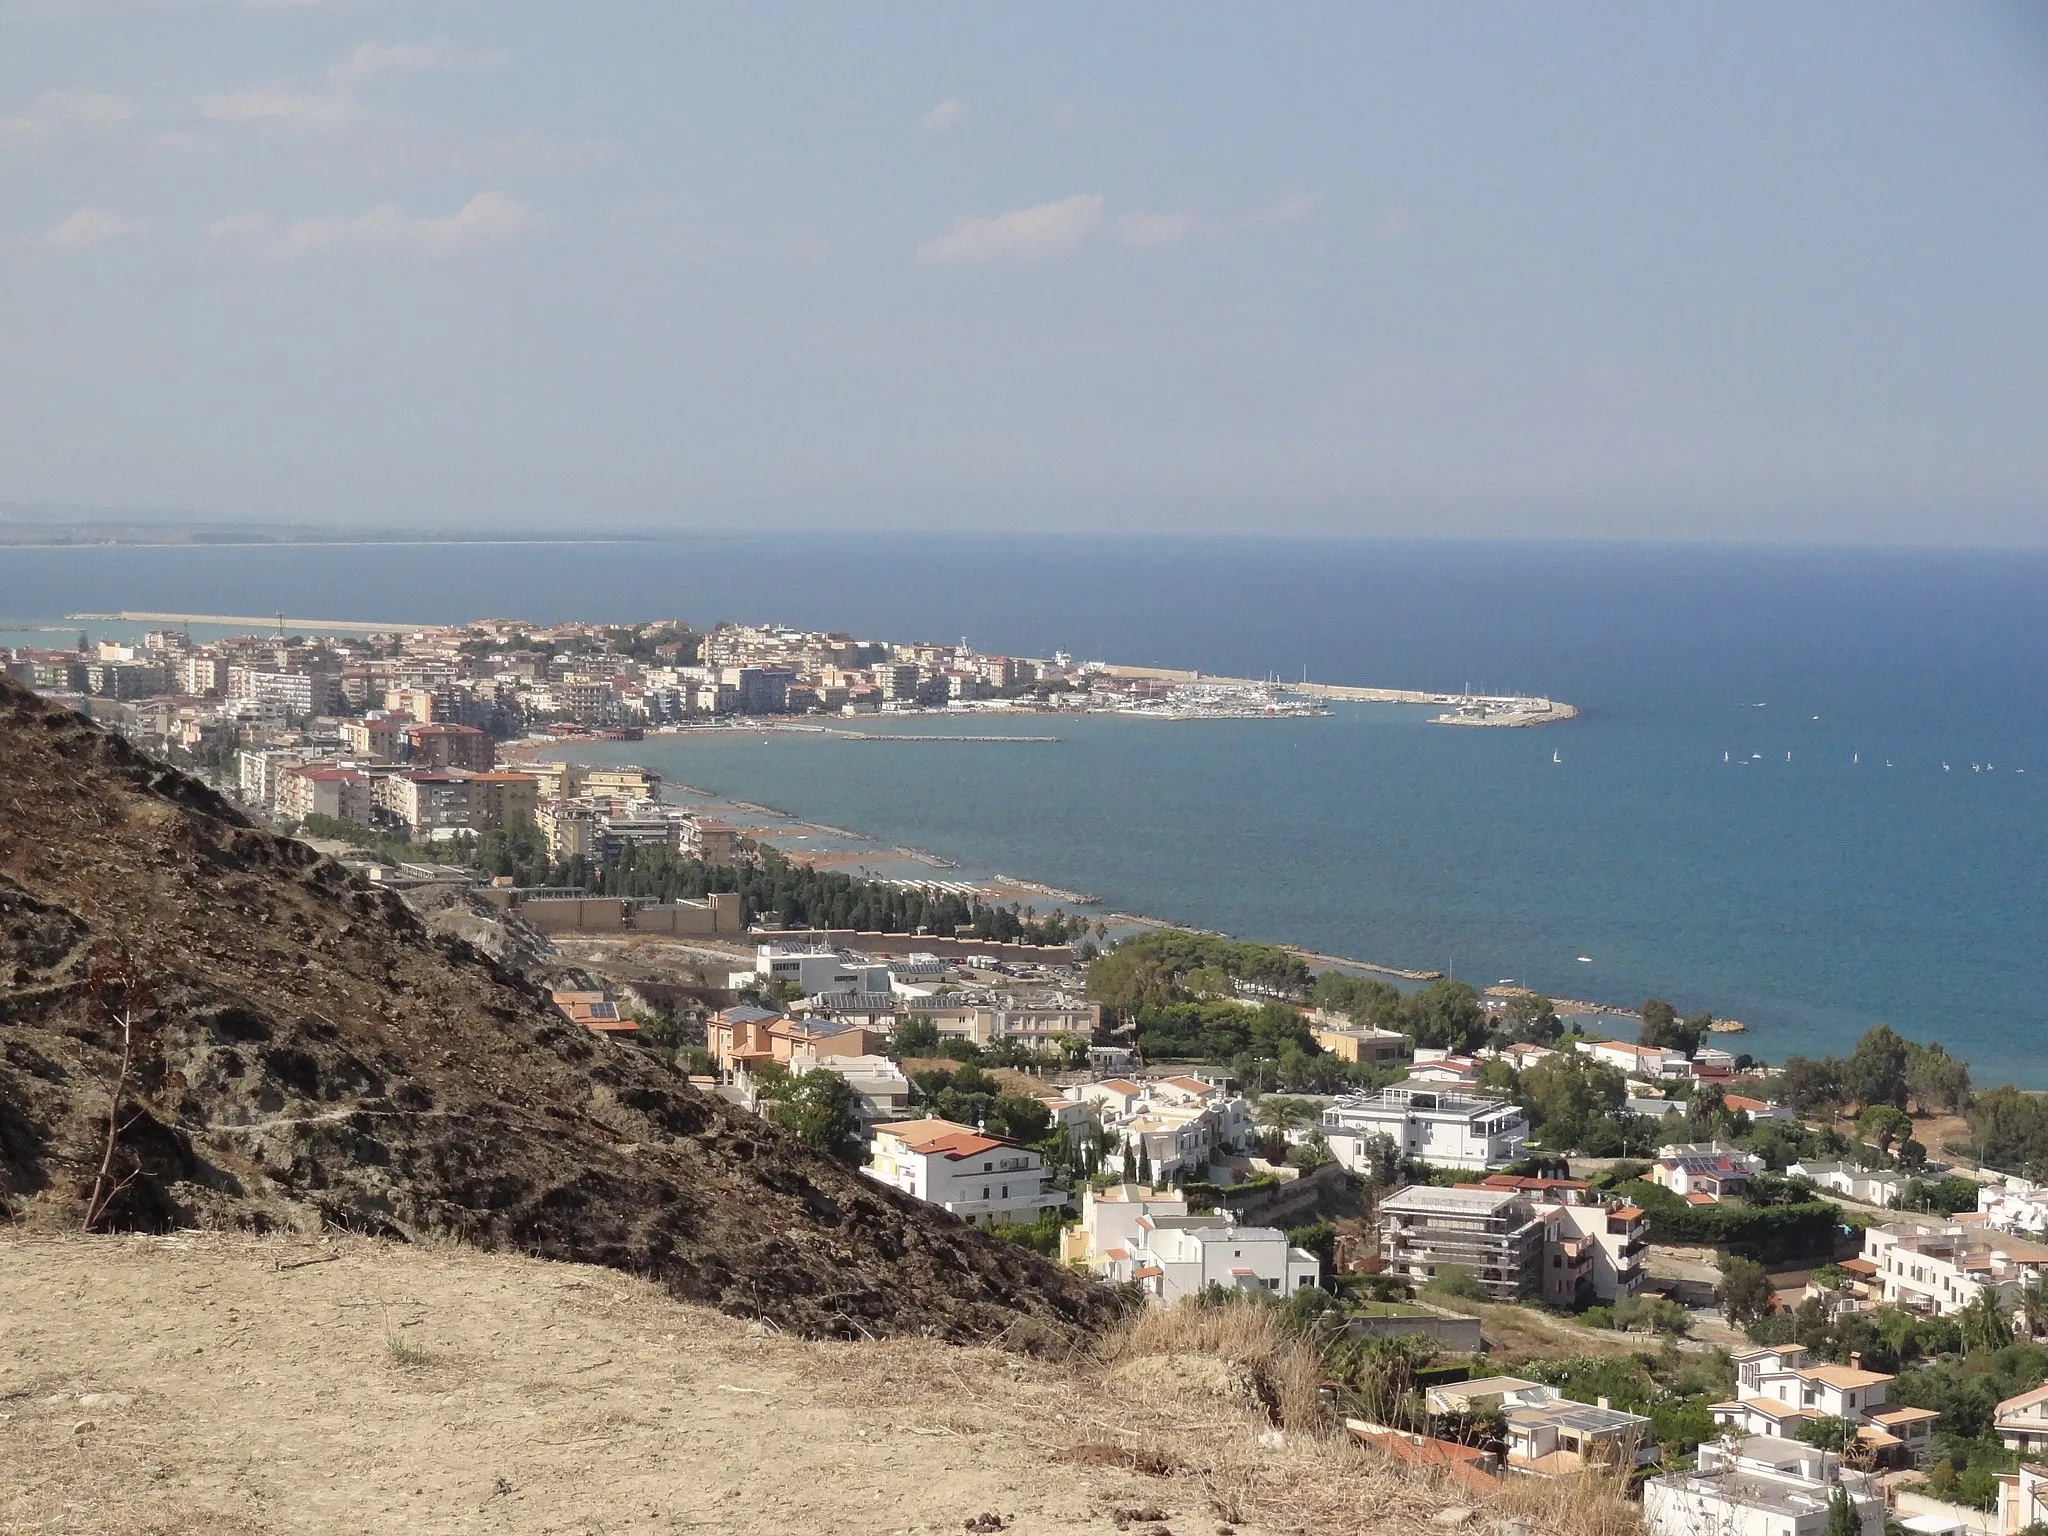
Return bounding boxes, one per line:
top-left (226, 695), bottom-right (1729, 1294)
top-left (1060, 1439), bottom-right (1186, 1478)
top-left (1486, 1467), bottom-right (1644, 1536)
top-left (1093, 1298), bottom-right (1328, 1431)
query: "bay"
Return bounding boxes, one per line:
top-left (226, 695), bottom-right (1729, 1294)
top-left (3, 535), bottom-right (2043, 1084)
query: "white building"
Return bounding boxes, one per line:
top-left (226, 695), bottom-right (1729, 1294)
top-left (1323, 1082), bottom-right (1529, 1172)
top-left (1864, 1219), bottom-right (2048, 1317)
top-left (1979, 1176), bottom-right (2048, 1237)
top-left (1713, 1344), bottom-right (1935, 1470)
top-left (1656, 1143), bottom-right (1765, 1200)
top-left (1580, 1039), bottom-right (1689, 1081)
top-left (863, 1118), bottom-right (1062, 1227)
top-left (2000, 1463), bottom-right (2048, 1535)
top-left (1642, 1436), bottom-right (1882, 1536)
top-left (237, 747), bottom-right (309, 810)
top-left (732, 944), bottom-right (889, 996)
top-left (1076, 1076), bottom-right (1252, 1182)
top-left (787, 1050), bottom-right (910, 1127)
top-left (1069, 1187), bottom-right (1319, 1303)
top-left (1788, 1162), bottom-right (1906, 1208)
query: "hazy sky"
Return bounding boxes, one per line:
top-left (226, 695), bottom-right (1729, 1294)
top-left (4, 3), bottom-right (2048, 541)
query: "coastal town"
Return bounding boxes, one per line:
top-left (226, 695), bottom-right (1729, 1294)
top-left (9, 612), bottom-right (2044, 1536)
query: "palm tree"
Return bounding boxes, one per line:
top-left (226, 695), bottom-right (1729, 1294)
top-left (1256, 1095), bottom-right (1309, 1134)
top-left (1962, 1286), bottom-right (2014, 1354)
top-left (2018, 1276), bottom-right (2048, 1341)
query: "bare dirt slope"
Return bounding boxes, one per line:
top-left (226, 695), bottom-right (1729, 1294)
top-left (0, 679), bottom-right (1113, 1342)
top-left (0, 1232), bottom-right (1575, 1536)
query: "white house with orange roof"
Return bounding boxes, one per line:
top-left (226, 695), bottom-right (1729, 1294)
top-left (863, 1118), bottom-right (1061, 1227)
top-left (1580, 1039), bottom-right (1688, 1081)
top-left (1408, 1053), bottom-right (1483, 1086)
top-left (1996, 1383), bottom-right (2048, 1455)
top-left (1076, 1078), bottom-right (1148, 1117)
top-left (1712, 1344), bottom-right (1937, 1469)
top-left (1724, 1092), bottom-right (1795, 1122)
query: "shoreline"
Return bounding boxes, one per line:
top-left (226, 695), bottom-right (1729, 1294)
top-left (530, 737), bottom-right (1618, 1003)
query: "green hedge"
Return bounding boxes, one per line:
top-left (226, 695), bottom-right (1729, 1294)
top-left (1614, 1179), bottom-right (1842, 1261)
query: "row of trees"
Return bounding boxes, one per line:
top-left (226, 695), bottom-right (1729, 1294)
top-left (1085, 930), bottom-right (1314, 1014)
top-left (1308, 970), bottom-right (1498, 1054)
top-left (1775, 1024), bottom-right (1973, 1117)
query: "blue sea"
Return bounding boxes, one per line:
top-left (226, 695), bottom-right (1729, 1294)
top-left (3, 535), bottom-right (2044, 1085)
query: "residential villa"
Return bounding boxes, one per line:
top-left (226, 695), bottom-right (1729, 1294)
top-left (1997, 1383), bottom-right (2048, 1456)
top-left (862, 1119), bottom-right (1061, 1227)
top-left (1323, 1082), bottom-right (1530, 1172)
top-left (1711, 1344), bottom-right (1936, 1470)
top-left (548, 988), bottom-right (640, 1038)
top-left (1656, 1143), bottom-right (1764, 1202)
top-left (1864, 1219), bottom-right (2048, 1317)
top-left (1980, 1176), bottom-right (2048, 1238)
top-left (1063, 1183), bottom-right (1320, 1301)
top-left (1642, 1436), bottom-right (1882, 1536)
top-left (1423, 1377), bottom-right (1656, 1477)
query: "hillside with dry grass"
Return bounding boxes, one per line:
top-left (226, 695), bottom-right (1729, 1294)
top-left (1, 1230), bottom-right (1641, 1536)
top-left (0, 678), bottom-right (1112, 1343)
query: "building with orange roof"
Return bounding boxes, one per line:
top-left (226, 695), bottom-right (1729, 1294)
top-left (863, 1118), bottom-right (1060, 1227)
top-left (1715, 1344), bottom-right (1931, 1470)
top-left (549, 988), bottom-right (640, 1038)
top-left (1346, 1423), bottom-right (1499, 1496)
top-left (1997, 1382), bottom-right (2048, 1455)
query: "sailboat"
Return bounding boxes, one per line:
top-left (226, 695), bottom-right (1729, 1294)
top-left (1552, 750), bottom-right (1561, 764)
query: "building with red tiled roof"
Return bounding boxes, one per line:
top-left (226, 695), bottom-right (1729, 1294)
top-left (863, 1118), bottom-right (1060, 1228)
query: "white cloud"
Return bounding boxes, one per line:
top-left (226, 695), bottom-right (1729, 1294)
top-left (46, 208), bottom-right (145, 250)
top-left (199, 83), bottom-right (355, 128)
top-left (917, 193), bottom-right (1103, 264)
top-left (1117, 209), bottom-right (1199, 249)
top-left (210, 191), bottom-right (542, 261)
top-left (1239, 188), bottom-right (1321, 228)
top-left (1, 89), bottom-right (136, 142)
top-left (921, 97), bottom-right (966, 132)
top-left (331, 39), bottom-right (508, 81)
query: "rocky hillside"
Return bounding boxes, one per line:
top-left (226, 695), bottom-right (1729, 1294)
top-left (0, 678), bottom-right (1117, 1343)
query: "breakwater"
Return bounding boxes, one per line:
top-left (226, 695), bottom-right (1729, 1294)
top-left (1091, 663), bottom-right (1577, 726)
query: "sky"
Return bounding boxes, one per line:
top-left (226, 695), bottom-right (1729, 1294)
top-left (3, 2), bottom-right (2048, 542)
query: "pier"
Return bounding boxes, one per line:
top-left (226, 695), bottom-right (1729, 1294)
top-left (1092, 663), bottom-right (1578, 726)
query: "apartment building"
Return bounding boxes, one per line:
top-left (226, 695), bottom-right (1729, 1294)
top-left (583, 766), bottom-right (661, 801)
top-left (377, 770), bottom-right (473, 839)
top-left (1472, 1174), bottom-right (1650, 1305)
top-left (863, 1119), bottom-right (1060, 1227)
top-left (237, 747), bottom-right (307, 810)
top-left (537, 799), bottom-right (598, 858)
top-left (1642, 1436), bottom-right (1882, 1536)
top-left (1323, 1081), bottom-right (1529, 1172)
top-left (1377, 1184), bottom-right (1548, 1303)
top-left (275, 765), bottom-right (373, 826)
top-left (1864, 1219), bottom-right (2048, 1316)
top-left (466, 772), bottom-right (538, 831)
top-left (228, 667), bottom-right (340, 716)
top-left (339, 715), bottom-right (407, 761)
top-left (1713, 1344), bottom-right (1936, 1469)
top-left (405, 723), bottom-right (495, 772)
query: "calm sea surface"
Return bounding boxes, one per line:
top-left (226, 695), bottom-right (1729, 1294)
top-left (4, 536), bottom-right (2044, 1084)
